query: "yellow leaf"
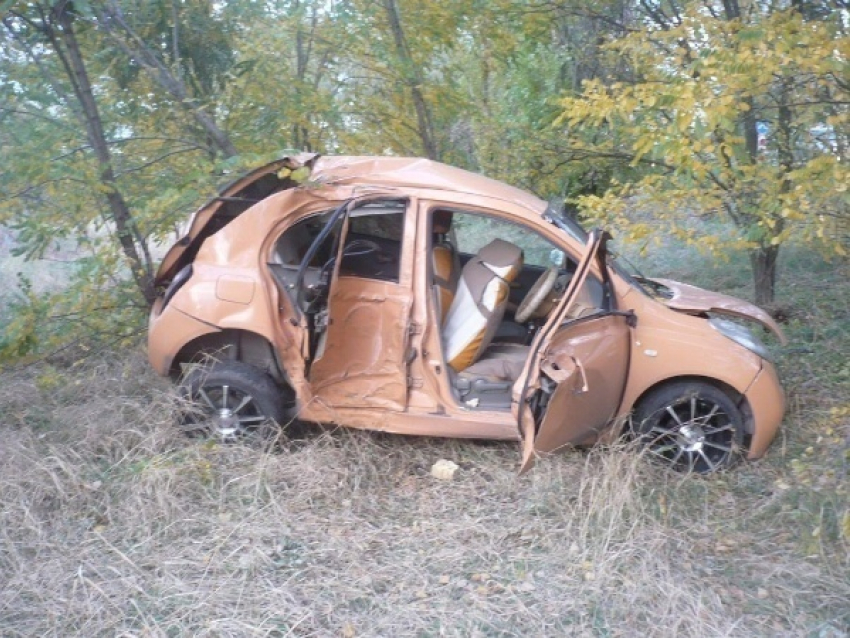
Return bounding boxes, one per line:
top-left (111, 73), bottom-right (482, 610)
top-left (290, 166), bottom-right (312, 183)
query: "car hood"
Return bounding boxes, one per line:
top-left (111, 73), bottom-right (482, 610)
top-left (647, 278), bottom-right (787, 344)
top-left (155, 153), bottom-right (319, 287)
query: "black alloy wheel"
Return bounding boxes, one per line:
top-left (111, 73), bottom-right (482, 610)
top-left (633, 382), bottom-right (745, 473)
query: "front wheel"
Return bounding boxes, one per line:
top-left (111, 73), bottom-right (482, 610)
top-left (180, 361), bottom-right (292, 443)
top-left (632, 382), bottom-right (745, 473)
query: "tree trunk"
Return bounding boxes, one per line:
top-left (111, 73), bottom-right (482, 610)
top-left (53, 5), bottom-right (157, 304)
top-left (382, 0), bottom-right (439, 160)
top-left (749, 244), bottom-right (779, 306)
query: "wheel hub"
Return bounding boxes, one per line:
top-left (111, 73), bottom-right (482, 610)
top-left (676, 424), bottom-right (706, 452)
top-left (216, 408), bottom-right (240, 437)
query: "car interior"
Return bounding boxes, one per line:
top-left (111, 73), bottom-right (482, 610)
top-left (268, 201), bottom-right (406, 307)
top-left (267, 201), bottom-right (605, 410)
top-left (430, 208), bottom-right (605, 409)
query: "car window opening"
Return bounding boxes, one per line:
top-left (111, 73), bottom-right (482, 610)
top-left (428, 209), bottom-right (607, 410)
top-left (339, 203), bottom-right (406, 282)
top-left (269, 199), bottom-right (408, 365)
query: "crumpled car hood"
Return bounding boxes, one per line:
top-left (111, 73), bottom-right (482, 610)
top-left (647, 278), bottom-right (788, 345)
top-left (155, 153), bottom-right (319, 287)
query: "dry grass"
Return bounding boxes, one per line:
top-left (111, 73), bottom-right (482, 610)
top-left (0, 347), bottom-right (847, 637)
top-left (1, 241), bottom-right (848, 637)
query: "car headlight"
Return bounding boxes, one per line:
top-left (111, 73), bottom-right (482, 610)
top-left (709, 316), bottom-right (773, 362)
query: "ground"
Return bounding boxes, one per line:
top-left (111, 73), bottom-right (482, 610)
top-left (0, 236), bottom-right (847, 637)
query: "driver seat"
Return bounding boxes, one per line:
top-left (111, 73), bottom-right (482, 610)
top-left (432, 210), bottom-right (461, 324)
top-left (443, 239), bottom-right (523, 373)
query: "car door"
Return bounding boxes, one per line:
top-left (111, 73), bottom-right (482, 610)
top-left (512, 230), bottom-right (633, 473)
top-left (301, 198), bottom-right (414, 412)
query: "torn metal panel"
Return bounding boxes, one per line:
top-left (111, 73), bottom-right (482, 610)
top-left (532, 315), bottom-right (631, 456)
top-left (647, 277), bottom-right (787, 344)
top-left (156, 153), bottom-right (320, 286)
top-left (309, 278), bottom-right (412, 411)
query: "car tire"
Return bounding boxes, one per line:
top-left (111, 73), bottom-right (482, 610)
top-left (632, 381), bottom-right (745, 473)
top-left (180, 360), bottom-right (294, 443)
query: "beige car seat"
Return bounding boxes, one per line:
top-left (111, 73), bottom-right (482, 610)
top-left (443, 239), bottom-right (523, 372)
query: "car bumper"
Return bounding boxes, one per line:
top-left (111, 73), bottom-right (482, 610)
top-left (744, 360), bottom-right (785, 459)
top-left (148, 298), bottom-right (220, 376)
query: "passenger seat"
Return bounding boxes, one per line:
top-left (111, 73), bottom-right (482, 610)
top-left (443, 239), bottom-right (524, 373)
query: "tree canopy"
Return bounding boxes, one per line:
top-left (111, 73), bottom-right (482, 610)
top-left (558, 1), bottom-right (848, 303)
top-left (0, 0), bottom-right (847, 361)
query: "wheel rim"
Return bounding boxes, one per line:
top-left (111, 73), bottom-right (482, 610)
top-left (642, 394), bottom-right (738, 473)
top-left (192, 383), bottom-right (269, 442)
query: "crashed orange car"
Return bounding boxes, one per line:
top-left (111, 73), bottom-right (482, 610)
top-left (148, 155), bottom-right (787, 473)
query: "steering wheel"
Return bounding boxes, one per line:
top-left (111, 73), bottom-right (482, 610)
top-left (515, 267), bottom-right (559, 323)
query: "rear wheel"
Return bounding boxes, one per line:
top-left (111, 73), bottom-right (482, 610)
top-left (180, 361), bottom-right (292, 443)
top-left (633, 382), bottom-right (744, 473)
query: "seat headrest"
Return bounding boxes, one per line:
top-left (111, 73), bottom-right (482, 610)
top-left (476, 239), bottom-right (523, 276)
top-left (433, 210), bottom-right (453, 234)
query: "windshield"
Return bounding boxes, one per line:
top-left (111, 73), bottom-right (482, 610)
top-left (543, 198), bottom-right (652, 297)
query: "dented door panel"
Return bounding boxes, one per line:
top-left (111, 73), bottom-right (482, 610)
top-left (516, 230), bottom-right (632, 472)
top-left (302, 197), bottom-right (414, 413)
top-left (532, 315), bottom-right (631, 454)
top-left (515, 229), bottom-right (600, 472)
top-left (308, 277), bottom-right (412, 410)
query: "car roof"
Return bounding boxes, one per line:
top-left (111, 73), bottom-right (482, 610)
top-left (310, 156), bottom-right (546, 211)
top-left (156, 154), bottom-right (548, 285)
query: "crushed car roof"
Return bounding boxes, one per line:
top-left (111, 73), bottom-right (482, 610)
top-left (309, 156), bottom-right (546, 210)
top-left (156, 154), bottom-right (546, 285)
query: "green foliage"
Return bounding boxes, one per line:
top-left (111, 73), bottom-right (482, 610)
top-left (558, 3), bottom-right (849, 301)
top-left (0, 1), bottom-right (245, 361)
top-left (0, 253), bottom-right (148, 367)
top-left (2, 0), bottom-right (847, 361)
top-left (107, 0), bottom-right (237, 97)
